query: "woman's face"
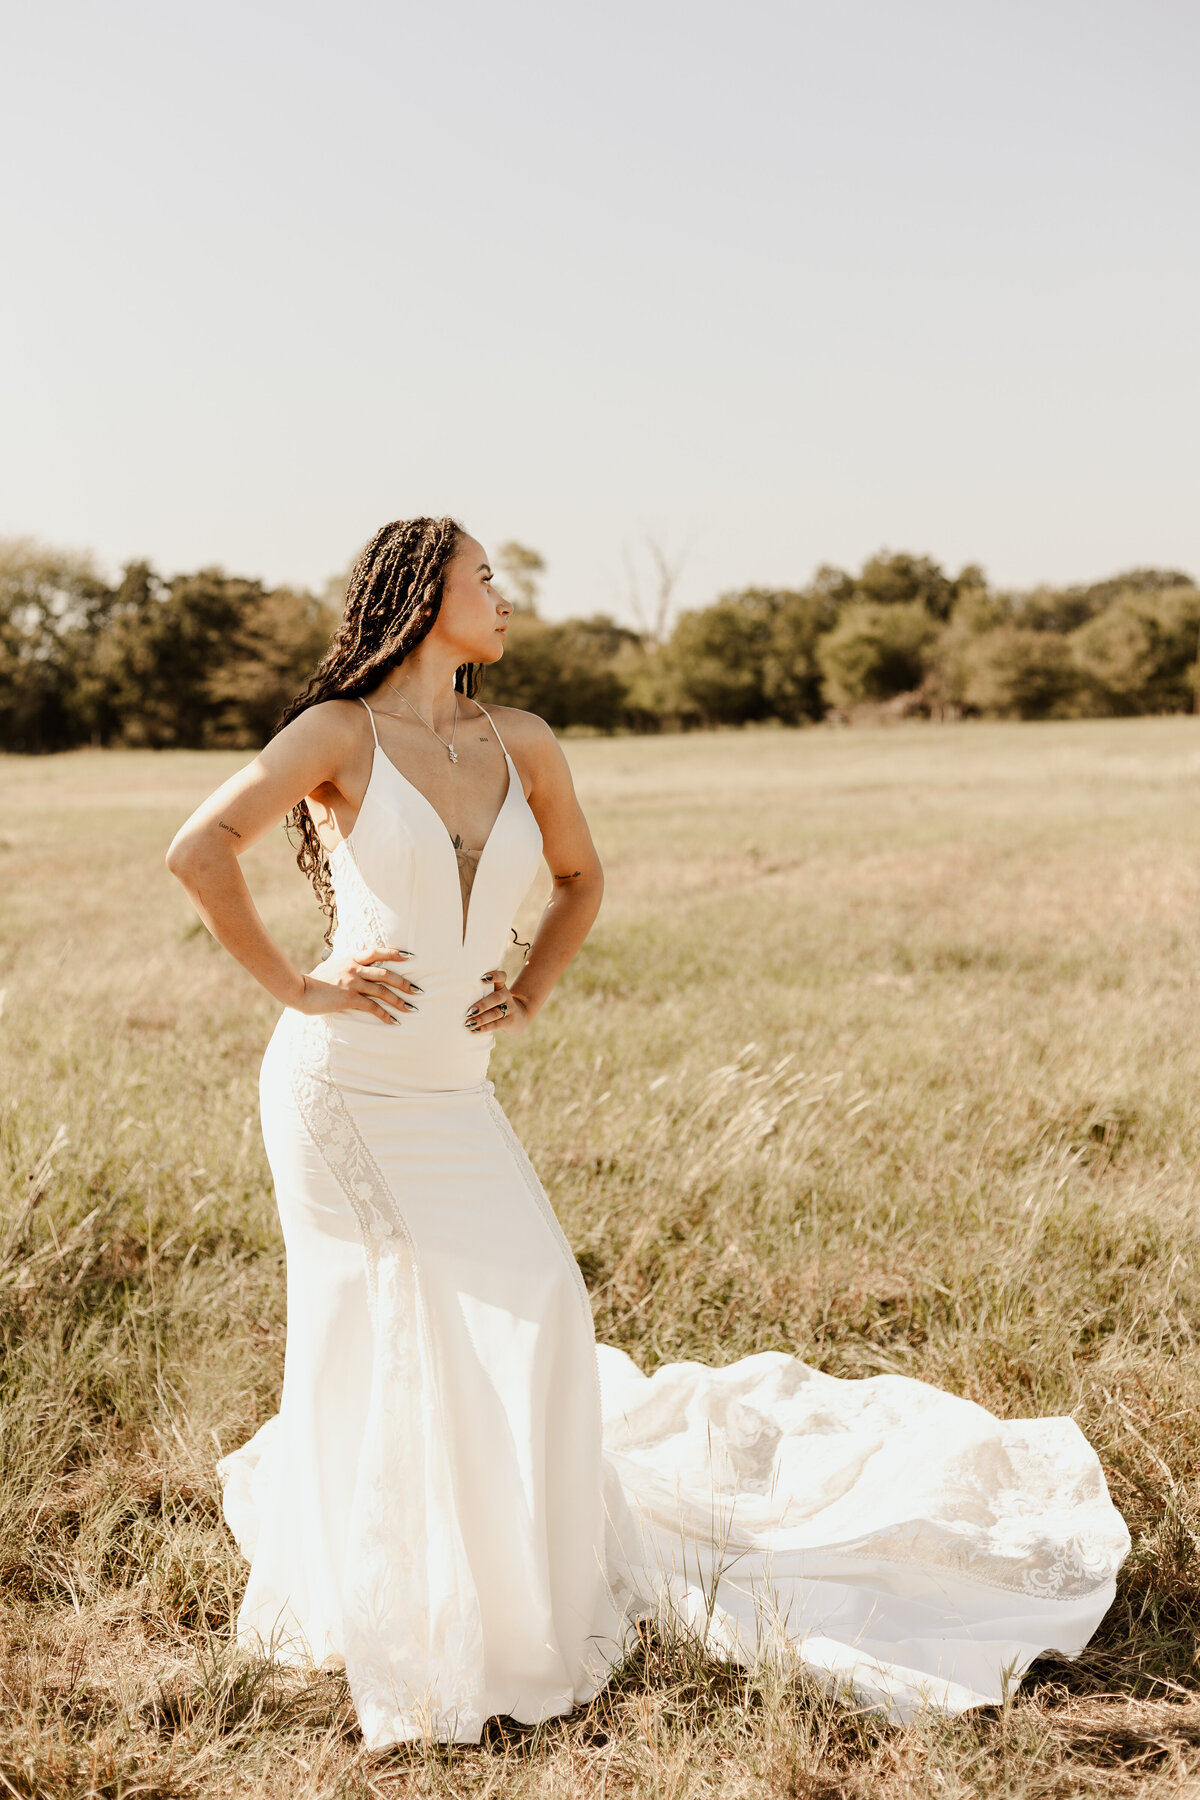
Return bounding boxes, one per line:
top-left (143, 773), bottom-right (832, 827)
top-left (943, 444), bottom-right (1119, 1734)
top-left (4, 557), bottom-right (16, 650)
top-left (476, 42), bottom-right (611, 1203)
top-left (432, 534), bottom-right (512, 665)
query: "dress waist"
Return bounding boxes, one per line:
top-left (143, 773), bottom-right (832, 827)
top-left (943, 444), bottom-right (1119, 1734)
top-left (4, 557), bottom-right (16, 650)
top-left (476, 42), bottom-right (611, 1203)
top-left (266, 1002), bottom-right (496, 1098)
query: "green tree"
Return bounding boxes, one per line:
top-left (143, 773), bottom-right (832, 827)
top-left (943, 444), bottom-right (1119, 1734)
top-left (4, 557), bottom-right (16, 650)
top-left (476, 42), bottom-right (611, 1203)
top-left (817, 601), bottom-right (941, 708)
top-left (207, 586), bottom-right (337, 744)
top-left (666, 592), bottom-right (784, 725)
top-left (96, 567), bottom-right (333, 748)
top-left (494, 542), bottom-right (546, 614)
top-left (762, 588), bottom-right (841, 722)
top-left (75, 560), bottom-right (164, 744)
top-left (1013, 571), bottom-right (1187, 637)
top-left (1069, 584), bottom-right (1200, 715)
top-left (854, 552), bottom-right (959, 622)
top-left (960, 625), bottom-right (1078, 718)
top-left (482, 613), bottom-right (638, 730)
top-left (0, 539), bottom-right (115, 751)
top-left (104, 569), bottom-right (254, 747)
top-left (935, 578), bottom-right (1013, 709)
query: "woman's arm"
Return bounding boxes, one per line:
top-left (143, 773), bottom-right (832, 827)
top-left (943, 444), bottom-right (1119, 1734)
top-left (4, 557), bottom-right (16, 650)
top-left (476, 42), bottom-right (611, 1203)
top-left (474, 714), bottom-right (603, 1031)
top-left (165, 703), bottom-right (418, 1022)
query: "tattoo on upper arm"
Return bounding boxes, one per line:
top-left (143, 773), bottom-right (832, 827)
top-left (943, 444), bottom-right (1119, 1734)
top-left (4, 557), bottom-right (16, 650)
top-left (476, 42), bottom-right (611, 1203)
top-left (553, 869), bottom-right (582, 881)
top-left (218, 821), bottom-right (242, 838)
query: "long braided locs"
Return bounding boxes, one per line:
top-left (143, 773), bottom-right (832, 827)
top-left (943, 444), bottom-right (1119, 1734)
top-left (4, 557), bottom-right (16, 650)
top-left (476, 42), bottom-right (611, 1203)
top-left (275, 515), bottom-right (480, 942)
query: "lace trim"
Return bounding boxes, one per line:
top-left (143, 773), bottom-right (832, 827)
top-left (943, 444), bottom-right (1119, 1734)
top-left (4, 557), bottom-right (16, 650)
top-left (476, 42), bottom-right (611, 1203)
top-left (836, 1510), bottom-right (1127, 1600)
top-left (328, 836), bottom-right (388, 954)
top-left (285, 1014), bottom-right (401, 1267)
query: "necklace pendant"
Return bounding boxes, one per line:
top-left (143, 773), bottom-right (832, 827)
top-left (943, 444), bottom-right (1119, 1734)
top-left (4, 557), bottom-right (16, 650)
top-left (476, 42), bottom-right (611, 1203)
top-left (448, 746), bottom-right (459, 763)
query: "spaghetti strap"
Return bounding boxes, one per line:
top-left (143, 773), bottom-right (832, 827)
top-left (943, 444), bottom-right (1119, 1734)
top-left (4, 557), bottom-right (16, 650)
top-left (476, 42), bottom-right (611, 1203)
top-left (475, 702), bottom-right (511, 760)
top-left (358, 697), bottom-right (380, 747)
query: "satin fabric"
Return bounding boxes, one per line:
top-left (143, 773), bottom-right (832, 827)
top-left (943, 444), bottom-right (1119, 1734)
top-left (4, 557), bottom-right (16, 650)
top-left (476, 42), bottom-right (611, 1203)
top-left (217, 704), bottom-right (1129, 1745)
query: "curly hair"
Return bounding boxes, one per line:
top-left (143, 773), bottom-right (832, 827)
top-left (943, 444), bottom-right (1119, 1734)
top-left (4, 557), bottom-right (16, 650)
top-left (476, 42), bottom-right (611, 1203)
top-left (276, 515), bottom-right (479, 941)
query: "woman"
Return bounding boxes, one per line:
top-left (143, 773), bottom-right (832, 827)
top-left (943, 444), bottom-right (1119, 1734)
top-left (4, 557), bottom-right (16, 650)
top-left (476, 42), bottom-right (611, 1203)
top-left (167, 516), bottom-right (1129, 1749)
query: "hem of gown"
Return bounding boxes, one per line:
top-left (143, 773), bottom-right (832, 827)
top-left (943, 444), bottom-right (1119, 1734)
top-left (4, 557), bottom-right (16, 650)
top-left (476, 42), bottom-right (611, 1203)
top-left (224, 1578), bottom-right (1104, 1739)
top-left (227, 1616), bottom-right (617, 1747)
top-left (218, 1384), bottom-right (1127, 1742)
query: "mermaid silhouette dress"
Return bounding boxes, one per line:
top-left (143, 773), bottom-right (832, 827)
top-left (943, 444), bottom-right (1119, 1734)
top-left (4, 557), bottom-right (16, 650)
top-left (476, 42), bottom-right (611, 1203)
top-left (216, 701), bottom-right (1130, 1746)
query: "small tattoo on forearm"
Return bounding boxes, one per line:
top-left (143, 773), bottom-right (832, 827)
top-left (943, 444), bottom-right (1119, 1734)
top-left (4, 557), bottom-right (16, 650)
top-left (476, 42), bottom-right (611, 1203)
top-left (554, 870), bottom-right (582, 881)
top-left (218, 821), bottom-right (242, 838)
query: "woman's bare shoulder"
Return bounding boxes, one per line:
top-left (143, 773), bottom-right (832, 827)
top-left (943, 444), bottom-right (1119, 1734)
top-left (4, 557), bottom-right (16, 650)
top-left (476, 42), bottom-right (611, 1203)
top-left (253, 698), bottom-right (373, 798)
top-left (474, 702), bottom-right (557, 753)
top-left (474, 704), bottom-right (570, 804)
top-left (268, 696), bottom-right (368, 750)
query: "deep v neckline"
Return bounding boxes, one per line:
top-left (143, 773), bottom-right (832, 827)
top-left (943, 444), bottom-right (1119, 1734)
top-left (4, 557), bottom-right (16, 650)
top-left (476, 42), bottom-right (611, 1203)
top-left (370, 742), bottom-right (515, 947)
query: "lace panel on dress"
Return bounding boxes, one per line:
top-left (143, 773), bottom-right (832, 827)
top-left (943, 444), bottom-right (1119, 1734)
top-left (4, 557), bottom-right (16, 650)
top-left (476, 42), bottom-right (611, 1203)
top-left (328, 837), bottom-right (388, 955)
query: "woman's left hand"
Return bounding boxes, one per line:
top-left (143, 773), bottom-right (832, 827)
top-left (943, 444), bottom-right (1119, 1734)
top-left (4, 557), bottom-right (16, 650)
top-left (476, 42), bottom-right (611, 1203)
top-left (466, 969), bottom-right (531, 1036)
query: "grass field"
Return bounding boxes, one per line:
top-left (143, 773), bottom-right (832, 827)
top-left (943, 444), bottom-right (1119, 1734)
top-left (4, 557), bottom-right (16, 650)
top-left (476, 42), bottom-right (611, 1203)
top-left (3, 717), bottom-right (1200, 1798)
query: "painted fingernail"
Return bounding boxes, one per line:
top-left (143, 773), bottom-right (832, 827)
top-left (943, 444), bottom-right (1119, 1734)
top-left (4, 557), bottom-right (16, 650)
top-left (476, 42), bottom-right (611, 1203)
top-left (408, 984), bottom-right (424, 994)
top-left (467, 1008), bottom-right (478, 1018)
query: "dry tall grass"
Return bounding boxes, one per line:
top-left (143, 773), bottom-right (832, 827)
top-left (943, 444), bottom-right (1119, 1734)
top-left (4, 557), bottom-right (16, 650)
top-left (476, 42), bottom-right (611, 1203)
top-left (3, 718), bottom-right (1200, 1797)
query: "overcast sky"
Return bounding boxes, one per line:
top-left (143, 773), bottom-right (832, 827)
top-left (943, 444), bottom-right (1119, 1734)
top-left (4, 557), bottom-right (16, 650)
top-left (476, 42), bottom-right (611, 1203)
top-left (3, 0), bottom-right (1197, 623)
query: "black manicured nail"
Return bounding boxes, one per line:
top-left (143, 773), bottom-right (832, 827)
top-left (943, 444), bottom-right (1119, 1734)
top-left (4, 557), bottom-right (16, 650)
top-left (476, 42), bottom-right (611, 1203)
top-left (408, 984), bottom-right (424, 994)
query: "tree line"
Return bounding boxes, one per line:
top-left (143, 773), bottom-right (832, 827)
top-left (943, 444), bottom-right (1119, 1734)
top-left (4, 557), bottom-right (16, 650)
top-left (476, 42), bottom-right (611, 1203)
top-left (2, 536), bottom-right (1197, 753)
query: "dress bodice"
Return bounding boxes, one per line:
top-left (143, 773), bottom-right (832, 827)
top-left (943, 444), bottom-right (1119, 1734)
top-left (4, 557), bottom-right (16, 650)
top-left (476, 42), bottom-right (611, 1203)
top-left (307, 708), bottom-right (544, 1094)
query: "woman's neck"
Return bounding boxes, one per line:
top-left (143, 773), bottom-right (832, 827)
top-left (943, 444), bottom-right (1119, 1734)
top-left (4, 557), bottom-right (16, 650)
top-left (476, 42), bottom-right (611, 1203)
top-left (369, 645), bottom-right (463, 732)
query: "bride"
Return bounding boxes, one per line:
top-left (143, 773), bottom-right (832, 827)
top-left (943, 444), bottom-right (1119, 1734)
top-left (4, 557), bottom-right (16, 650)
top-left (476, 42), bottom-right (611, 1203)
top-left (166, 515), bottom-right (1129, 1748)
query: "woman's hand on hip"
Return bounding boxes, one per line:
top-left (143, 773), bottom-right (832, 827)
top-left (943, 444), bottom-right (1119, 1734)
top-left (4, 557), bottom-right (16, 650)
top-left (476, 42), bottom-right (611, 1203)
top-left (466, 969), bottom-right (530, 1036)
top-left (298, 946), bottom-right (421, 1023)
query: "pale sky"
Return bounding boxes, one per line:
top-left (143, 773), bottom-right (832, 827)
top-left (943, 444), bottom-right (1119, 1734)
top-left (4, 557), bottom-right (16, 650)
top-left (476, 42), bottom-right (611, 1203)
top-left (3, 0), bottom-right (1197, 624)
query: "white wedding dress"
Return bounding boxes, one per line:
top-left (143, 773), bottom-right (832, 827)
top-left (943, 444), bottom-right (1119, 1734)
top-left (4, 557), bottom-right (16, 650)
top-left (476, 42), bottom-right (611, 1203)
top-left (217, 703), bottom-right (1130, 1747)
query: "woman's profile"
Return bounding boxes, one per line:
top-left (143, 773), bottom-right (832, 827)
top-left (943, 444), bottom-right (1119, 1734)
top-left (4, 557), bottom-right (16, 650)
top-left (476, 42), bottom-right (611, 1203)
top-left (166, 515), bottom-right (1129, 1748)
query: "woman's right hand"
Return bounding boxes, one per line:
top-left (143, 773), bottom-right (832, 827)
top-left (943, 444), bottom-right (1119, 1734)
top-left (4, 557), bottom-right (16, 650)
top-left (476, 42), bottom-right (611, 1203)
top-left (296, 946), bottom-right (421, 1023)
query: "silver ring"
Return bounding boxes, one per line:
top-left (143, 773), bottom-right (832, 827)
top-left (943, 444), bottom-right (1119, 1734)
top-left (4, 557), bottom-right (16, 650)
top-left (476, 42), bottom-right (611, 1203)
top-left (499, 1001), bottom-right (508, 1016)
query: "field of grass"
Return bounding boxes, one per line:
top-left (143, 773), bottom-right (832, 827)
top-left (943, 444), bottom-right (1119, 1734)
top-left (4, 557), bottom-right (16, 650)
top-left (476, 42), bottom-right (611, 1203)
top-left (3, 716), bottom-right (1200, 1798)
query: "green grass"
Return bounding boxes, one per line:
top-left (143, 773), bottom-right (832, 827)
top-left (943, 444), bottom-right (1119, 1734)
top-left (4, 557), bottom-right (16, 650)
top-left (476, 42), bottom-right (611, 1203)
top-left (3, 717), bottom-right (1200, 1797)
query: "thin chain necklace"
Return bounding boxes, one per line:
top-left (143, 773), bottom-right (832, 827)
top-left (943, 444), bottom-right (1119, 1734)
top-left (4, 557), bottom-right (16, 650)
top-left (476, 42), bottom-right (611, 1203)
top-left (384, 677), bottom-right (460, 762)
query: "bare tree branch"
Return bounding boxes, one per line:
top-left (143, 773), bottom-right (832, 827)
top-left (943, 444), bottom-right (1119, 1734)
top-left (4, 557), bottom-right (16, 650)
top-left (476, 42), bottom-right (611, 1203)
top-left (613, 528), bottom-right (697, 645)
